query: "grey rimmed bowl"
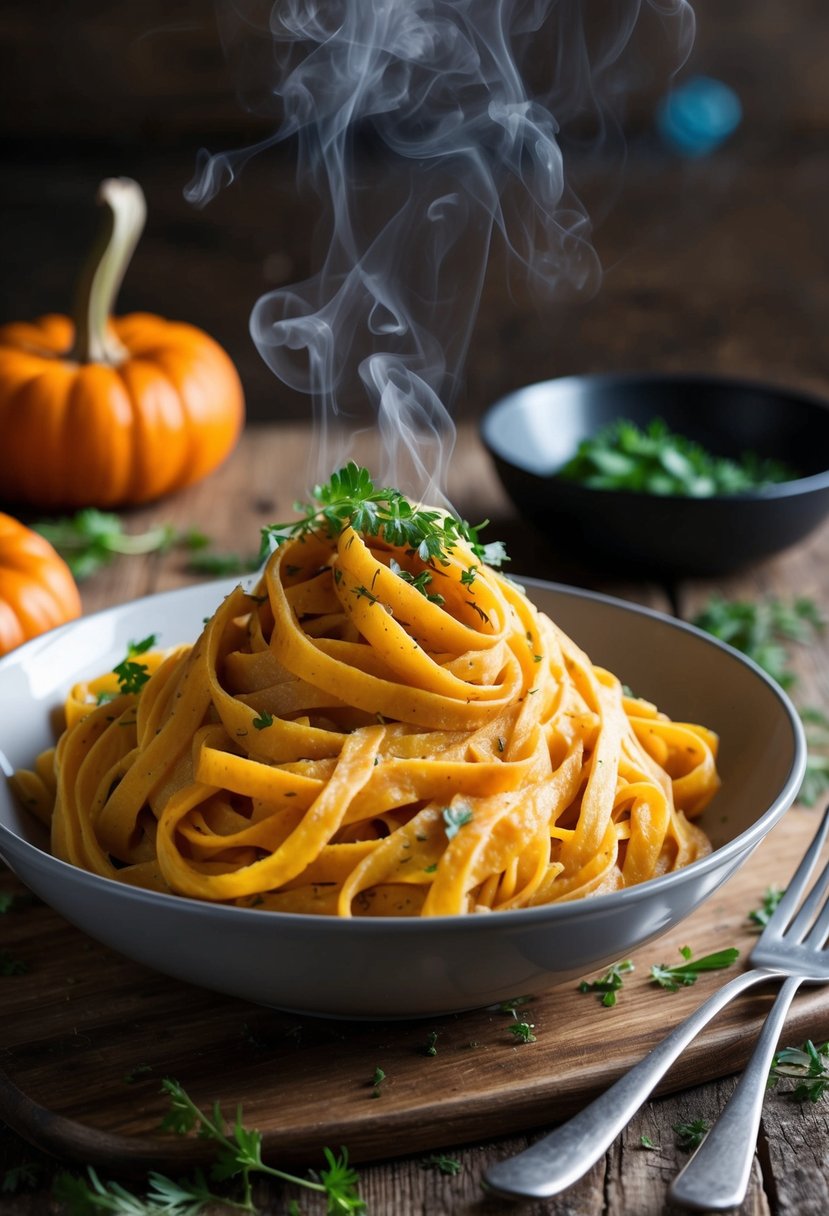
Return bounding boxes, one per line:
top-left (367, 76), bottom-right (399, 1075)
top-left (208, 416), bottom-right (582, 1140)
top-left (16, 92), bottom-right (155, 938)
top-left (0, 576), bottom-right (806, 1019)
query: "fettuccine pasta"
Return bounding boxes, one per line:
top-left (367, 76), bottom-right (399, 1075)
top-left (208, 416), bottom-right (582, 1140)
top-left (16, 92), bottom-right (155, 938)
top-left (12, 514), bottom-right (718, 916)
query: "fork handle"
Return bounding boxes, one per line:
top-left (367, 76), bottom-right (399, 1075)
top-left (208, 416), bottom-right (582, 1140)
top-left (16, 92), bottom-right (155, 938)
top-left (668, 973), bottom-right (802, 1211)
top-left (483, 967), bottom-right (775, 1200)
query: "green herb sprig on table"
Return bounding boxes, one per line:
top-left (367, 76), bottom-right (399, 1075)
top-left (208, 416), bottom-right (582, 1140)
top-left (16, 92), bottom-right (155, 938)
top-left (673, 1117), bottom-right (711, 1151)
top-left (768, 1040), bottom-right (829, 1102)
top-left (748, 886), bottom-right (785, 929)
top-left (34, 508), bottom-right (258, 581)
top-left (54, 1078), bottom-right (365, 1215)
top-left (259, 464), bottom-right (508, 591)
top-left (558, 418), bottom-right (794, 497)
top-left (692, 595), bottom-right (828, 805)
top-left (578, 959), bottom-right (635, 1007)
top-left (650, 945), bottom-right (740, 992)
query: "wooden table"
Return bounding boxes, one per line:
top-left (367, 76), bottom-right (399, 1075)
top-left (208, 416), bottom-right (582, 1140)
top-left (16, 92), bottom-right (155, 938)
top-left (1, 422), bottom-right (829, 1215)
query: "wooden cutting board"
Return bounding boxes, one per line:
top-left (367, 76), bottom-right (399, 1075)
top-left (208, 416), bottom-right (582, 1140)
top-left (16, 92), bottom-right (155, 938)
top-left (2, 806), bottom-right (828, 1174)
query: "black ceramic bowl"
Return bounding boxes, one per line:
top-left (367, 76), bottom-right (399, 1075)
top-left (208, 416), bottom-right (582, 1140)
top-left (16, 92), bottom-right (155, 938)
top-left (480, 373), bottom-right (829, 577)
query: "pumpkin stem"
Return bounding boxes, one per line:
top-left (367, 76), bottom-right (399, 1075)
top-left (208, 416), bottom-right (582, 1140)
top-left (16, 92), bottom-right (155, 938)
top-left (68, 178), bottom-right (147, 365)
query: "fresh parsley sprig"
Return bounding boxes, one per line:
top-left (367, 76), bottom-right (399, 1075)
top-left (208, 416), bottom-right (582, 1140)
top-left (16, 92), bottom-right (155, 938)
top-left (259, 464), bottom-right (507, 584)
top-left (769, 1039), bottom-right (829, 1102)
top-left (558, 417), bottom-right (794, 497)
top-left (578, 959), bottom-right (635, 1007)
top-left (34, 510), bottom-right (208, 581)
top-left (113, 636), bottom-right (158, 696)
top-left (692, 595), bottom-right (828, 805)
top-left (692, 595), bottom-right (824, 689)
top-left (673, 1117), bottom-right (710, 1150)
top-left (650, 945), bottom-right (740, 992)
top-left (748, 885), bottom-right (785, 929)
top-left (55, 1078), bottom-right (365, 1215)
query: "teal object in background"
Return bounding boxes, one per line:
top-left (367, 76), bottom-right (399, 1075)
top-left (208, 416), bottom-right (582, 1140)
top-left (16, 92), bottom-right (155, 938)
top-left (657, 75), bottom-right (742, 156)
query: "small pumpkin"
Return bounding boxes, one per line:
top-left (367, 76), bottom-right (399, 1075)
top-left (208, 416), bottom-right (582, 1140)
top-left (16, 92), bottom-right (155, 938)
top-left (0, 178), bottom-right (244, 509)
top-left (0, 513), bottom-right (82, 656)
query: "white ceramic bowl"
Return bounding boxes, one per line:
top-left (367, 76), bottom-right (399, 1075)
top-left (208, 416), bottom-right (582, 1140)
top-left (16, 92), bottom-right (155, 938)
top-left (0, 577), bottom-right (806, 1019)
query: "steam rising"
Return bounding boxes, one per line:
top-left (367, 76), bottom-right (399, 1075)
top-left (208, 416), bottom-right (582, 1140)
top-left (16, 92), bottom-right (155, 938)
top-left (188, 0), bottom-right (694, 500)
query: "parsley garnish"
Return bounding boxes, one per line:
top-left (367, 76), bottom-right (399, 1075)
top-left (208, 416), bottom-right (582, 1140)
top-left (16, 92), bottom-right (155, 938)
top-left (53, 1078), bottom-right (365, 1214)
top-left (113, 636), bottom-right (157, 696)
top-left (421, 1030), bottom-right (439, 1057)
top-left (252, 711), bottom-right (274, 731)
top-left (673, 1117), bottom-right (710, 1150)
top-left (692, 595), bottom-right (824, 690)
top-left (578, 959), bottom-right (635, 1007)
top-left (509, 1021), bottom-right (537, 1043)
top-left (748, 885), bottom-right (785, 929)
top-left (558, 417), bottom-right (794, 497)
top-left (693, 595), bottom-right (828, 805)
top-left (388, 558), bottom-right (445, 605)
top-left (420, 1153), bottom-right (462, 1176)
top-left (769, 1040), bottom-right (829, 1102)
top-left (370, 1067), bottom-right (386, 1098)
top-left (260, 463), bottom-right (507, 571)
top-left (639, 1134), bottom-right (658, 1150)
top-left (650, 945), bottom-right (739, 992)
top-left (442, 805), bottom-right (473, 839)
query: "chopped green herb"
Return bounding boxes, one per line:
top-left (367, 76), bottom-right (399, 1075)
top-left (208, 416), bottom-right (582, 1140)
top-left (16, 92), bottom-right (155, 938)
top-left (252, 711), bottom-right (275, 731)
top-left (673, 1117), bottom-right (710, 1150)
top-left (260, 462), bottom-right (507, 571)
top-left (442, 804), bottom-right (473, 839)
top-left (422, 1030), bottom-right (439, 1056)
top-left (692, 595), bottom-right (823, 690)
top-left (509, 1021), bottom-right (537, 1044)
top-left (420, 1153), bottom-right (462, 1176)
top-left (578, 959), bottom-right (635, 1007)
top-left (34, 510), bottom-right (179, 580)
top-left (769, 1040), bottom-right (829, 1102)
top-left (113, 636), bottom-right (158, 696)
top-left (749, 885), bottom-right (785, 929)
top-left (558, 418), bottom-right (795, 497)
top-left (639, 1134), bottom-right (658, 1150)
top-left (650, 945), bottom-right (739, 992)
top-left (370, 1066), bottom-right (386, 1098)
top-left (388, 558), bottom-right (445, 605)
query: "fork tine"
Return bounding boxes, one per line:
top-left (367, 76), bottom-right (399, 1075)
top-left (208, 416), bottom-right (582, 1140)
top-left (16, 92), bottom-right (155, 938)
top-left (782, 851), bottom-right (829, 943)
top-left (760, 803), bottom-right (829, 940)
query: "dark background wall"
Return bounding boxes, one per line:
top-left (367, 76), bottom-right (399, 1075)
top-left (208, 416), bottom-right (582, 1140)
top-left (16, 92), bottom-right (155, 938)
top-left (2, 1), bottom-right (827, 423)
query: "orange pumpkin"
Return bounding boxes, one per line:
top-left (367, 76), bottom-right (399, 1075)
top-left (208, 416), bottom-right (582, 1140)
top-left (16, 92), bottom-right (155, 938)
top-left (0, 178), bottom-right (244, 509)
top-left (0, 513), bottom-right (82, 656)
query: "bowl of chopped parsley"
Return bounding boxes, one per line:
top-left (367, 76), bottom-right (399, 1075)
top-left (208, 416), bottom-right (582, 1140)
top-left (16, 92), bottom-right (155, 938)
top-left (480, 373), bottom-right (829, 576)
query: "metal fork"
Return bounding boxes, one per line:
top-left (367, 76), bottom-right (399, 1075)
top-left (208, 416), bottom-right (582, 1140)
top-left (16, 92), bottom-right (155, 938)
top-left (669, 808), bottom-right (829, 1211)
top-left (484, 804), bottom-right (829, 1203)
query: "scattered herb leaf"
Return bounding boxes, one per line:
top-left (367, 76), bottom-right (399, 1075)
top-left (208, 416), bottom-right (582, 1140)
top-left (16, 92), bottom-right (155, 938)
top-left (748, 885), bottom-right (785, 929)
top-left (578, 959), bottom-right (635, 1007)
top-left (252, 711), bottom-right (275, 731)
top-left (422, 1030), bottom-right (439, 1057)
top-left (769, 1040), bottom-right (829, 1102)
top-left (673, 1117), bottom-right (710, 1151)
top-left (112, 636), bottom-right (158, 696)
top-left (509, 1021), bottom-right (537, 1044)
top-left (1, 1161), bottom-right (42, 1194)
top-left (650, 946), bottom-right (739, 992)
top-left (420, 1153), bottom-right (462, 1176)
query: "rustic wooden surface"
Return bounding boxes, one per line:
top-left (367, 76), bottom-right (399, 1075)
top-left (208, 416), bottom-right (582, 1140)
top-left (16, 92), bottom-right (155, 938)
top-left (1, 423), bottom-right (829, 1214)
